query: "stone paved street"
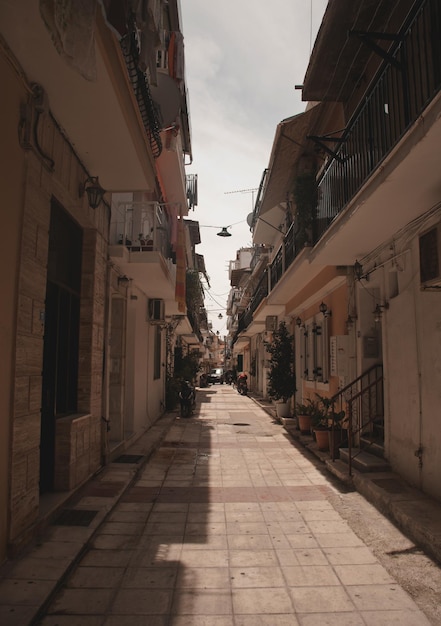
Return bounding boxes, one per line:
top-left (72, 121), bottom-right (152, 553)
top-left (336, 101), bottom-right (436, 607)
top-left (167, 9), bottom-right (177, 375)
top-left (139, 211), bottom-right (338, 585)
top-left (34, 385), bottom-right (431, 624)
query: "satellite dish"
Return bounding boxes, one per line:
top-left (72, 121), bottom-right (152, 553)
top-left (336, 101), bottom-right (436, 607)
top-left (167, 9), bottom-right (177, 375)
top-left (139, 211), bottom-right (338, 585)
top-left (246, 213), bottom-right (254, 227)
top-left (150, 74), bottom-right (181, 128)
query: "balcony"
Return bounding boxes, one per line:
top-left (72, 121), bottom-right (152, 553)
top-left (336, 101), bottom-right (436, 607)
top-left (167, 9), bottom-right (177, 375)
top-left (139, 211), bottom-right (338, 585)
top-left (316, 0), bottom-right (441, 240)
top-left (109, 201), bottom-right (178, 308)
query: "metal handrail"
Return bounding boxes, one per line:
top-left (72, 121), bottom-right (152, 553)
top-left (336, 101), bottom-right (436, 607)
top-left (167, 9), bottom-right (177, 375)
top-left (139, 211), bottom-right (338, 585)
top-left (330, 364), bottom-right (384, 473)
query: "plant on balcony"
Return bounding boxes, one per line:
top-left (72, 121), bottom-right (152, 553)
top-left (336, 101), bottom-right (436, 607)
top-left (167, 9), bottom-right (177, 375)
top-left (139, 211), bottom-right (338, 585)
top-left (293, 173), bottom-right (318, 247)
top-left (265, 321), bottom-right (295, 406)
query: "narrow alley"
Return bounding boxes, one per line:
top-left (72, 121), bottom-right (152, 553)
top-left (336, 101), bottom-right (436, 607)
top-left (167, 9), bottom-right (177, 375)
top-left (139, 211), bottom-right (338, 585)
top-left (8, 384), bottom-right (434, 625)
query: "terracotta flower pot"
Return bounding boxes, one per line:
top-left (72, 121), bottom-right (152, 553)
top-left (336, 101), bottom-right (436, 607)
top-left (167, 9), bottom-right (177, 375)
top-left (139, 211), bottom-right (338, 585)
top-left (314, 428), bottom-right (329, 451)
top-left (298, 414), bottom-right (311, 434)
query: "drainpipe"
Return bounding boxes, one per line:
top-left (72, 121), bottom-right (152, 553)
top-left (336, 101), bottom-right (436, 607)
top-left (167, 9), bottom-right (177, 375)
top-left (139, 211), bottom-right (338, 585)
top-left (410, 251), bottom-right (424, 478)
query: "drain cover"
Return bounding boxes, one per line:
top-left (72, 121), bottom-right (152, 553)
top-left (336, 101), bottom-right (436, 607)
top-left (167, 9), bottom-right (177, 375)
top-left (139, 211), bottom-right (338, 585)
top-left (53, 509), bottom-right (98, 527)
top-left (114, 454), bottom-right (144, 464)
top-left (233, 423), bottom-right (250, 426)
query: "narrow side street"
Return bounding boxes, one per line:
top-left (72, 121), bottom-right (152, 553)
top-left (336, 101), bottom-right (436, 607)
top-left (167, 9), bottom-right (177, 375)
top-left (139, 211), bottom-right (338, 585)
top-left (9, 385), bottom-right (441, 624)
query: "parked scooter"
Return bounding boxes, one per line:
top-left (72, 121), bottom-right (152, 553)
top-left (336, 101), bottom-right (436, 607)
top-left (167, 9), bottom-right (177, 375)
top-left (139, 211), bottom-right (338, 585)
top-left (179, 380), bottom-right (195, 418)
top-left (236, 373), bottom-right (248, 396)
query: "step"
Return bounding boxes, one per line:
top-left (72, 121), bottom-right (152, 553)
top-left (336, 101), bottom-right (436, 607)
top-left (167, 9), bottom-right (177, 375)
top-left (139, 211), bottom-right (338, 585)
top-left (359, 438), bottom-right (385, 459)
top-left (339, 447), bottom-right (390, 473)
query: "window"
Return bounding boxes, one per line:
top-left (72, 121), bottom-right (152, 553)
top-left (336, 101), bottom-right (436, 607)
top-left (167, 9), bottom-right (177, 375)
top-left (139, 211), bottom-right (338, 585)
top-left (296, 315), bottom-right (329, 384)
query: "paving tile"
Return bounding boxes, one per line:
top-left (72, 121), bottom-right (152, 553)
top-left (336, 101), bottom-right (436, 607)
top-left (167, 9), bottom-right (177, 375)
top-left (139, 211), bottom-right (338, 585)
top-left (235, 616), bottom-right (299, 626)
top-left (183, 534), bottom-right (228, 549)
top-left (107, 510), bottom-right (150, 523)
top-left (282, 565), bottom-right (340, 587)
top-left (67, 566), bottom-right (125, 588)
top-left (227, 534), bottom-right (274, 550)
top-left (170, 617), bottom-right (233, 626)
top-left (346, 584), bottom-right (423, 611)
top-left (180, 549), bottom-right (229, 568)
top-left (0, 556), bottom-right (70, 580)
top-left (361, 609), bottom-right (432, 625)
top-left (230, 566), bottom-right (285, 588)
top-left (171, 589), bottom-right (233, 615)
top-left (176, 566), bottom-right (230, 588)
top-left (290, 586), bottom-right (355, 613)
top-left (322, 546), bottom-right (377, 565)
top-left (40, 616), bottom-right (104, 625)
top-left (297, 612), bottom-right (365, 625)
top-left (111, 588), bottom-right (172, 614)
top-left (47, 588), bottom-right (112, 614)
top-left (122, 566), bottom-right (177, 588)
top-left (0, 578), bottom-right (54, 605)
top-left (313, 532), bottom-right (364, 548)
top-left (0, 605), bottom-right (38, 626)
top-left (104, 617), bottom-right (167, 626)
top-left (232, 587), bottom-right (294, 614)
top-left (99, 522), bottom-right (145, 535)
top-left (229, 549), bottom-right (279, 567)
top-left (80, 549), bottom-right (132, 568)
top-left (334, 563), bottom-right (395, 585)
top-left (226, 521), bottom-right (269, 535)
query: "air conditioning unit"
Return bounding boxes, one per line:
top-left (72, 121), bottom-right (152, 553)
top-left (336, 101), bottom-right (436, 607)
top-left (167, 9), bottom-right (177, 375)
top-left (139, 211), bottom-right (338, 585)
top-left (148, 299), bottom-right (164, 323)
top-left (419, 223), bottom-right (441, 287)
top-left (265, 315), bottom-right (278, 331)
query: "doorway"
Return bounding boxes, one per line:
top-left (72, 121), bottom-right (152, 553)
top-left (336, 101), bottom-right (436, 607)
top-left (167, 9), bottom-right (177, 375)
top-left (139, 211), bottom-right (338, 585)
top-left (40, 200), bottom-right (83, 492)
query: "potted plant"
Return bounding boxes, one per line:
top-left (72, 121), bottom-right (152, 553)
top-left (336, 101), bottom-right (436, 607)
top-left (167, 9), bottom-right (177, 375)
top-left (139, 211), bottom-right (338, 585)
top-left (310, 399), bottom-right (330, 451)
top-left (265, 321), bottom-right (295, 417)
top-left (315, 394), bottom-right (346, 456)
top-left (295, 398), bottom-right (319, 435)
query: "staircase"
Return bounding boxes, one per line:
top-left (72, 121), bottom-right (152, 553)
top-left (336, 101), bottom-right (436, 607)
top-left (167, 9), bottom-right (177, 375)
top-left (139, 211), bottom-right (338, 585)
top-left (330, 364), bottom-right (389, 475)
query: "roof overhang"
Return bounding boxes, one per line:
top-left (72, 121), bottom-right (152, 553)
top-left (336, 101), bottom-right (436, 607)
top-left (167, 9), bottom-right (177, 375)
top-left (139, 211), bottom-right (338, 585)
top-left (259, 104), bottom-right (322, 217)
top-left (302, 0), bottom-right (416, 102)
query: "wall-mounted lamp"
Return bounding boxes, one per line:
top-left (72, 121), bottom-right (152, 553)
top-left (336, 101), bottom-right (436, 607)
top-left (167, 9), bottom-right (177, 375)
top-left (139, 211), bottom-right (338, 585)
top-left (319, 302), bottom-right (331, 317)
top-left (295, 316), bottom-right (303, 327)
top-left (218, 313), bottom-right (223, 319)
top-left (373, 302), bottom-right (389, 322)
top-left (217, 227), bottom-right (232, 237)
top-left (118, 275), bottom-right (130, 287)
top-left (79, 176), bottom-right (105, 209)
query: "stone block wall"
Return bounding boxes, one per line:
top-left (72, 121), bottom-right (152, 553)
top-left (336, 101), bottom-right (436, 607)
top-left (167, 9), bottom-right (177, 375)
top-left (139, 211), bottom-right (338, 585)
top-left (9, 103), bottom-right (108, 549)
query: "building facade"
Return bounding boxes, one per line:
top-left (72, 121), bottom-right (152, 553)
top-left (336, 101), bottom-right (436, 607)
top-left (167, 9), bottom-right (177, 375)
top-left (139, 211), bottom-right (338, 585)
top-left (231, 0), bottom-right (441, 502)
top-left (0, 0), bottom-right (203, 561)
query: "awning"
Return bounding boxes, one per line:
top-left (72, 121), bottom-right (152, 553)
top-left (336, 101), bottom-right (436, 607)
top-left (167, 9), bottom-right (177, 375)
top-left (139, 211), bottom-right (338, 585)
top-left (259, 103), bottom-right (322, 216)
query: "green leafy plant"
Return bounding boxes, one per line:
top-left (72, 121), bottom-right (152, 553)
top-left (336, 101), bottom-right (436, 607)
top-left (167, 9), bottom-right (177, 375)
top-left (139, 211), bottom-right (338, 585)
top-left (314, 394), bottom-right (346, 429)
top-left (264, 321), bottom-right (295, 403)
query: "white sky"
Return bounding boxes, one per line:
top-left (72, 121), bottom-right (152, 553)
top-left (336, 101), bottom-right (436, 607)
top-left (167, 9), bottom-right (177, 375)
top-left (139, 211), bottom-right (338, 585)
top-left (180, 0), bottom-right (328, 334)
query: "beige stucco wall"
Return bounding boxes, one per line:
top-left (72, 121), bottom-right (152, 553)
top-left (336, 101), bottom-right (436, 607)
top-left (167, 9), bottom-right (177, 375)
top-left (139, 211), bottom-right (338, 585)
top-left (0, 51), bottom-right (26, 563)
top-left (386, 238), bottom-right (441, 501)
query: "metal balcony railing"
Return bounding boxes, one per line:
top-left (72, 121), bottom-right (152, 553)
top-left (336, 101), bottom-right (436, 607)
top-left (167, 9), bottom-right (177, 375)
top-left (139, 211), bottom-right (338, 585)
top-left (121, 17), bottom-right (162, 158)
top-left (316, 0), bottom-right (441, 237)
top-left (110, 202), bottom-right (172, 259)
top-left (237, 0), bottom-right (441, 338)
top-left (186, 174), bottom-right (198, 210)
